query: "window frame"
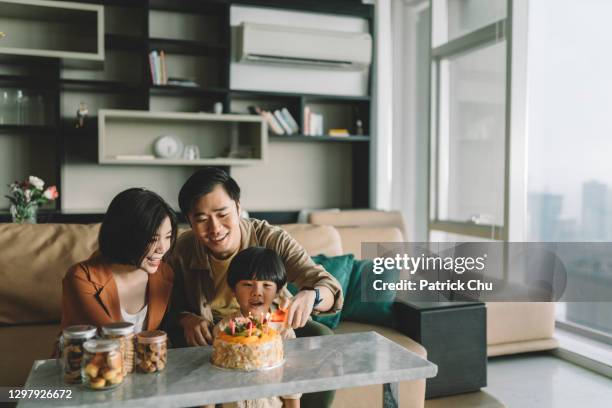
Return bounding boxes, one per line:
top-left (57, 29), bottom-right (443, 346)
top-left (428, 0), bottom-right (512, 241)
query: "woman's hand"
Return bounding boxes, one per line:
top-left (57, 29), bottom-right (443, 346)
top-left (180, 313), bottom-right (213, 345)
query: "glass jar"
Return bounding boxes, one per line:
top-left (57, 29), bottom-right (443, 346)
top-left (82, 339), bottom-right (123, 390)
top-left (136, 330), bottom-right (168, 373)
top-left (61, 325), bottom-right (97, 384)
top-left (102, 322), bottom-right (135, 375)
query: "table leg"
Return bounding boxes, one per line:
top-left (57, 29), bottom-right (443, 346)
top-left (383, 383), bottom-right (399, 408)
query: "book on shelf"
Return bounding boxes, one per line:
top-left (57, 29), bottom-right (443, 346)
top-left (167, 77), bottom-right (199, 87)
top-left (248, 105), bottom-right (284, 135)
top-left (273, 110), bottom-right (294, 135)
top-left (328, 128), bottom-right (350, 137)
top-left (148, 50), bottom-right (168, 85)
top-left (303, 106), bottom-right (311, 136)
top-left (114, 154), bottom-right (155, 160)
top-left (280, 108), bottom-right (300, 134)
top-left (302, 105), bottom-right (324, 136)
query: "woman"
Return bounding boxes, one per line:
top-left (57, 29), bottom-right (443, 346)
top-left (61, 188), bottom-right (177, 333)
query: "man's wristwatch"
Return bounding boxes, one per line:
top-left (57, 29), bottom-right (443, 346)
top-left (304, 287), bottom-right (323, 310)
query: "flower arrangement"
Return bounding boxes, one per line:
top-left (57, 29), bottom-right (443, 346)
top-left (5, 176), bottom-right (59, 223)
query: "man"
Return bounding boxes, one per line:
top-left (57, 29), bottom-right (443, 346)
top-left (169, 167), bottom-right (343, 345)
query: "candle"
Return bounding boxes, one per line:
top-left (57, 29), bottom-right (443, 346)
top-left (248, 321), bottom-right (253, 337)
top-left (260, 312), bottom-right (264, 325)
top-left (229, 319), bottom-right (235, 335)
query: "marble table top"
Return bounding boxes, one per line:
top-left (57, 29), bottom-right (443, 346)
top-left (18, 331), bottom-right (437, 408)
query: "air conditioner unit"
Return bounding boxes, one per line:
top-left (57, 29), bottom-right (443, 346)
top-left (237, 22), bottom-right (372, 71)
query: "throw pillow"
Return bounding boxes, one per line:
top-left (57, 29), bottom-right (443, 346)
top-left (287, 254), bottom-right (354, 329)
top-left (342, 259), bottom-right (399, 328)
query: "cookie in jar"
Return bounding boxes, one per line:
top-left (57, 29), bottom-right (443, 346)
top-left (136, 330), bottom-right (167, 373)
top-left (82, 339), bottom-right (124, 390)
top-left (102, 322), bottom-right (135, 375)
top-left (61, 325), bottom-right (97, 384)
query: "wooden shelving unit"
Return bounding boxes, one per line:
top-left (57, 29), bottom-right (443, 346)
top-left (0, 0), bottom-right (374, 222)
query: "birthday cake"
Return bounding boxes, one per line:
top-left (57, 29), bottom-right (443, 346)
top-left (211, 314), bottom-right (284, 371)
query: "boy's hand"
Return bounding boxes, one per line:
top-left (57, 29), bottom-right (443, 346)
top-left (180, 313), bottom-right (213, 345)
top-left (285, 290), bottom-right (316, 328)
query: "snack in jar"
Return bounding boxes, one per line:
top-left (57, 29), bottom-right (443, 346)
top-left (61, 325), bottom-right (97, 384)
top-left (102, 322), bottom-right (135, 375)
top-left (82, 339), bottom-right (124, 390)
top-left (136, 330), bottom-right (167, 373)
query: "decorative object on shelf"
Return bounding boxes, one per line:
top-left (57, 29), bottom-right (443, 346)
top-left (182, 145), bottom-right (200, 161)
top-left (0, 31), bottom-right (5, 39)
top-left (355, 119), bottom-right (364, 135)
top-left (213, 101), bottom-right (223, 114)
top-left (328, 128), bottom-right (349, 137)
top-left (0, 89), bottom-right (15, 125)
top-left (76, 102), bottom-right (89, 128)
top-left (5, 176), bottom-right (59, 224)
top-left (153, 134), bottom-right (183, 159)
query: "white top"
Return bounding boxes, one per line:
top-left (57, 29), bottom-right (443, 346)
top-left (121, 304), bottom-right (148, 334)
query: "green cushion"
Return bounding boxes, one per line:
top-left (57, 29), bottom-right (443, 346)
top-left (342, 259), bottom-right (398, 328)
top-left (287, 254), bottom-right (354, 329)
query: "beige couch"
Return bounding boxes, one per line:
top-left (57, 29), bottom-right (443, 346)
top-left (307, 210), bottom-right (559, 357)
top-left (0, 213), bottom-right (558, 406)
top-left (0, 222), bottom-right (426, 408)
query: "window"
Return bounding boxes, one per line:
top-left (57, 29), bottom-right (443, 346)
top-left (430, 0), bottom-right (508, 240)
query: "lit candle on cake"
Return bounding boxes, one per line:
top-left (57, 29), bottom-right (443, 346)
top-left (229, 319), bottom-right (235, 335)
top-left (248, 321), bottom-right (253, 337)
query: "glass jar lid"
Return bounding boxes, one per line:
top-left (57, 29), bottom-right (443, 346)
top-left (62, 325), bottom-right (97, 339)
top-left (102, 322), bottom-right (134, 336)
top-left (83, 339), bottom-right (120, 353)
top-left (137, 330), bottom-right (167, 344)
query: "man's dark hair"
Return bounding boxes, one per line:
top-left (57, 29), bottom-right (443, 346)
top-left (99, 188), bottom-right (178, 266)
top-left (227, 247), bottom-right (287, 292)
top-left (178, 167), bottom-right (241, 216)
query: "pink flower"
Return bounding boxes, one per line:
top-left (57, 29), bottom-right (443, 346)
top-left (43, 186), bottom-right (59, 200)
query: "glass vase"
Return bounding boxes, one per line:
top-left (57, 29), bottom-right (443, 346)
top-left (10, 203), bottom-right (38, 224)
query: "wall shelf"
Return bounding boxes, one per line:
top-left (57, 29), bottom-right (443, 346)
top-left (0, 0), bottom-right (104, 65)
top-left (0, 0), bottom-right (374, 215)
top-left (60, 79), bottom-right (144, 93)
top-left (148, 38), bottom-right (228, 56)
top-left (149, 85), bottom-right (228, 97)
top-left (98, 109), bottom-right (266, 166)
top-left (270, 134), bottom-right (369, 143)
top-left (0, 124), bottom-right (57, 134)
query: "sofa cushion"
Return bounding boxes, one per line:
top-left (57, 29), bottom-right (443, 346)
top-left (0, 223), bottom-right (100, 324)
top-left (0, 323), bottom-right (60, 386)
top-left (288, 254), bottom-right (355, 329)
top-left (336, 226), bottom-right (403, 260)
top-left (279, 224), bottom-right (343, 257)
top-left (486, 302), bottom-right (556, 345)
top-left (342, 259), bottom-right (399, 328)
top-left (308, 209), bottom-right (408, 240)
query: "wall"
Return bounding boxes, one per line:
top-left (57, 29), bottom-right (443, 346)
top-left (230, 5), bottom-right (369, 211)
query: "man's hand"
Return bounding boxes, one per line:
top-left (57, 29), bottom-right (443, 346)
top-left (282, 289), bottom-right (316, 329)
top-left (180, 313), bottom-right (213, 346)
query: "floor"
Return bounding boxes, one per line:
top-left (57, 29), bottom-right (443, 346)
top-left (425, 353), bottom-right (612, 408)
top-left (486, 353), bottom-right (612, 407)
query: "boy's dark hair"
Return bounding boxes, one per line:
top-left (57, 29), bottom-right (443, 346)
top-left (227, 247), bottom-right (287, 292)
top-left (99, 188), bottom-right (178, 266)
top-left (178, 167), bottom-right (241, 216)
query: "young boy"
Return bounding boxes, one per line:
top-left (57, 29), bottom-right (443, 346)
top-left (212, 247), bottom-right (300, 408)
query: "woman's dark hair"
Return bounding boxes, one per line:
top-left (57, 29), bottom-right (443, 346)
top-left (99, 188), bottom-right (178, 266)
top-left (178, 167), bottom-right (240, 216)
top-left (227, 247), bottom-right (287, 292)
